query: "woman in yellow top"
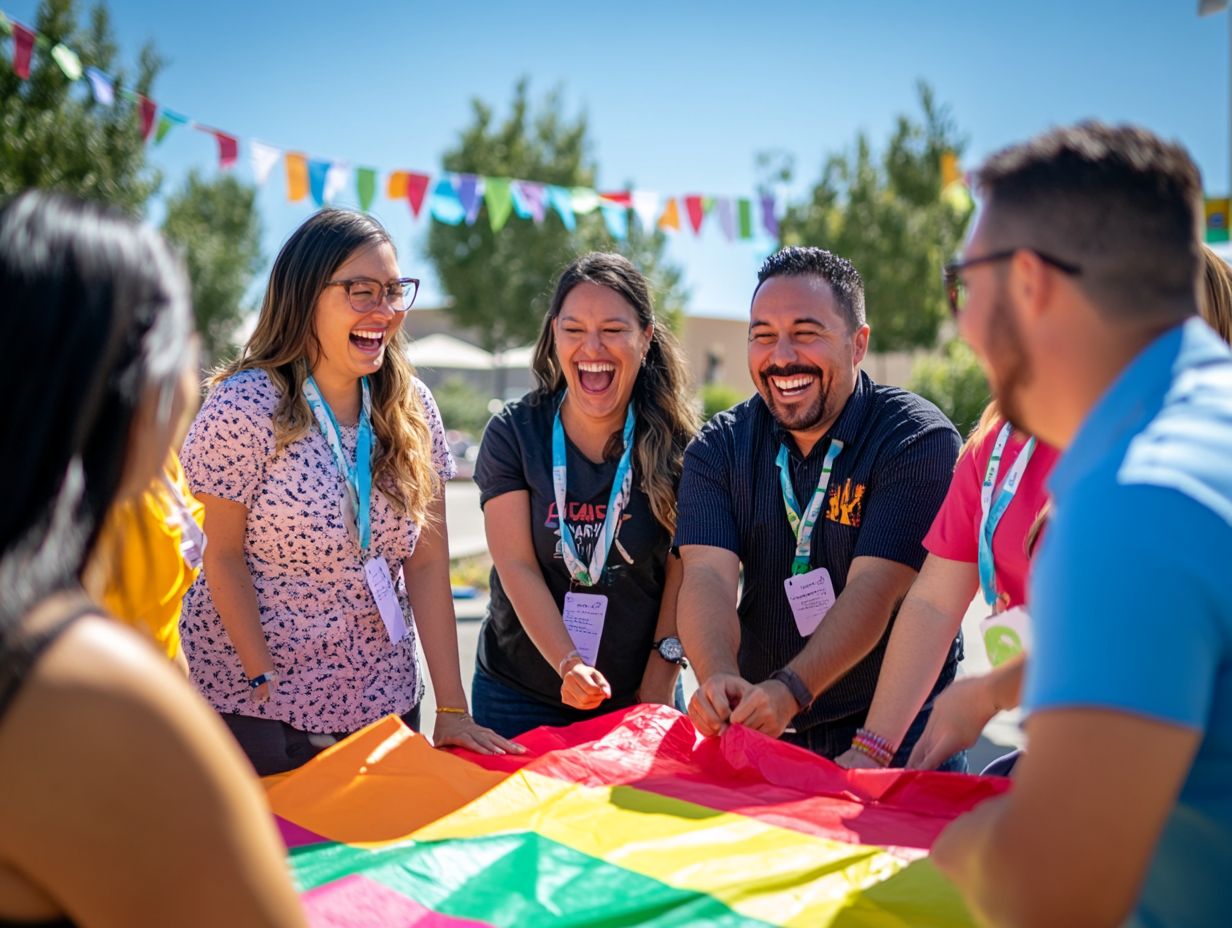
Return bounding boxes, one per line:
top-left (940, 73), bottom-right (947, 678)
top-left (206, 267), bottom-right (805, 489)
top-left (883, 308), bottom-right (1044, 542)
top-left (92, 450), bottom-right (205, 667)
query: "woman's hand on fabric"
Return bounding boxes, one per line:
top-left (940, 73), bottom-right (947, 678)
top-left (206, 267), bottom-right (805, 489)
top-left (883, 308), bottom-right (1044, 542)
top-left (432, 712), bottom-right (525, 755)
top-left (835, 747), bottom-right (884, 770)
top-left (907, 675), bottom-right (998, 770)
top-left (560, 660), bottom-right (612, 710)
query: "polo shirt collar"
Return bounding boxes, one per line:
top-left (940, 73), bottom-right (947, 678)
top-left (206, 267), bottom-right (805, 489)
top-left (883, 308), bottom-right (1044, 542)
top-left (1049, 318), bottom-right (1223, 500)
top-left (770, 369), bottom-right (873, 461)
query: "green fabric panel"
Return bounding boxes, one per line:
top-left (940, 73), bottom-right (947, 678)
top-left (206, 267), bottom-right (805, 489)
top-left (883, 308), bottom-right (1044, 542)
top-left (291, 833), bottom-right (774, 927)
top-left (738, 198), bottom-right (754, 238)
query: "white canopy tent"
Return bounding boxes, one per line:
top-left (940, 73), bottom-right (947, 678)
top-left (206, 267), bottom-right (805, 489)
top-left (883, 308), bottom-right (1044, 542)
top-left (404, 333), bottom-right (496, 370)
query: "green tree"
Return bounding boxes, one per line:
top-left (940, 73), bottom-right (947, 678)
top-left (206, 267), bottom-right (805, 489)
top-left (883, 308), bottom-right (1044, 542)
top-left (775, 82), bottom-right (971, 353)
top-left (908, 338), bottom-right (990, 434)
top-left (427, 79), bottom-right (686, 375)
top-left (0, 0), bottom-right (162, 212)
top-left (161, 169), bottom-right (263, 362)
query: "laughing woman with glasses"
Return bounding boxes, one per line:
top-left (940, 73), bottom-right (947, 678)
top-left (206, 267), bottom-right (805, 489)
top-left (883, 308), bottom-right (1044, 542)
top-left (180, 209), bottom-right (518, 774)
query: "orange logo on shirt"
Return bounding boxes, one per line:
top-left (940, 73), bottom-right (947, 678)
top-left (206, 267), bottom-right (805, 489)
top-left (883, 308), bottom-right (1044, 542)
top-left (826, 479), bottom-right (865, 527)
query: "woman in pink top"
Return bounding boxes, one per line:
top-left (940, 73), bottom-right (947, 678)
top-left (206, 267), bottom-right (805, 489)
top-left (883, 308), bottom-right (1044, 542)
top-left (836, 401), bottom-right (1057, 771)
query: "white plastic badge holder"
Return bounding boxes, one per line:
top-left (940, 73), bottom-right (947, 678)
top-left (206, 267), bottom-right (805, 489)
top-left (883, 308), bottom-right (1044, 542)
top-left (562, 591), bottom-right (608, 666)
top-left (364, 556), bottom-right (409, 644)
top-left (784, 567), bottom-right (837, 637)
top-left (979, 605), bottom-right (1032, 667)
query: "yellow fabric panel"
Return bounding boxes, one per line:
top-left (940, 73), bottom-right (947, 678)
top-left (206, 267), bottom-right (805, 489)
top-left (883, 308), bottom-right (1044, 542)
top-left (97, 452), bottom-right (203, 659)
top-left (414, 769), bottom-right (974, 927)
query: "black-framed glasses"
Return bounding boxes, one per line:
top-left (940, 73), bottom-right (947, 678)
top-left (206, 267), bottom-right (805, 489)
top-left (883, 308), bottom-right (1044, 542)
top-left (324, 276), bottom-right (420, 314)
top-left (943, 250), bottom-right (1081, 316)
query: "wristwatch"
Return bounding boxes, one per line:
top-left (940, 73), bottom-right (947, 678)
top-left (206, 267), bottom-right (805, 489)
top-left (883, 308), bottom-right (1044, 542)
top-left (769, 667), bottom-right (813, 712)
top-left (652, 636), bottom-right (688, 668)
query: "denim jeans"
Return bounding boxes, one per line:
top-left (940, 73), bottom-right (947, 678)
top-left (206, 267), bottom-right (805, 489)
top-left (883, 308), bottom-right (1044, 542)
top-left (781, 700), bottom-right (969, 773)
top-left (471, 666), bottom-right (686, 741)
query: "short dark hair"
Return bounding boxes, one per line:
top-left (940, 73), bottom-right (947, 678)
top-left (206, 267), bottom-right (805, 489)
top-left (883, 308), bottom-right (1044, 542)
top-left (755, 246), bottom-right (866, 330)
top-left (973, 121), bottom-right (1203, 322)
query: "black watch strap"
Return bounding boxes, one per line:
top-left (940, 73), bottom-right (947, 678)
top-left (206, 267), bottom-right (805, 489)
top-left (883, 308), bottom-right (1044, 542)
top-left (769, 668), bottom-right (813, 712)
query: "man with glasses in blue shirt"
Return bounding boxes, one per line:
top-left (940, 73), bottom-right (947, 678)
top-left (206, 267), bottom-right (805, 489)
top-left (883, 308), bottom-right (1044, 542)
top-left (933, 122), bottom-right (1232, 927)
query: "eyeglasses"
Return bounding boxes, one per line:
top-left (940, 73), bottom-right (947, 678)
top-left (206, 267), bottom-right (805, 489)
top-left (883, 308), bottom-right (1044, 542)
top-left (324, 276), bottom-right (420, 314)
top-left (942, 250), bottom-right (1081, 316)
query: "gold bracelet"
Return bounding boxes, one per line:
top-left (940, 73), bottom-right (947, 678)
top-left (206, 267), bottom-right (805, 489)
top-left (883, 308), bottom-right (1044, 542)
top-left (435, 706), bottom-right (469, 715)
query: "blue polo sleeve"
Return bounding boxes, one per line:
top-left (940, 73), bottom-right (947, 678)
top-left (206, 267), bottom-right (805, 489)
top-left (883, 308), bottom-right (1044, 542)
top-left (674, 422), bottom-right (741, 554)
top-left (1025, 482), bottom-right (1222, 731)
top-left (854, 425), bottom-right (960, 570)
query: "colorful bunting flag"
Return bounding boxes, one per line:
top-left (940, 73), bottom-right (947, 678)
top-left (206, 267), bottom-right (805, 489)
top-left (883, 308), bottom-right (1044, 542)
top-left (356, 167), bottom-right (377, 211)
top-left (737, 198), bottom-right (754, 239)
top-left (658, 197), bottom-right (681, 232)
top-left (683, 195), bottom-right (706, 234)
top-left (547, 185), bottom-right (576, 230)
top-left (387, 171), bottom-right (409, 200)
top-left (571, 187), bottom-right (600, 215)
top-left (324, 163), bottom-right (350, 203)
top-left (210, 130), bottom-right (238, 169)
top-left (484, 177), bottom-right (514, 232)
top-left (600, 203), bottom-right (629, 240)
top-left (1206, 197), bottom-right (1230, 244)
top-left (940, 150), bottom-right (963, 190)
top-left (455, 174), bottom-right (483, 225)
top-left (631, 190), bottom-right (660, 232)
top-left (270, 706), bottom-right (1007, 927)
top-left (512, 181), bottom-right (547, 224)
top-left (49, 42), bottom-right (81, 80)
top-left (153, 109), bottom-right (188, 144)
top-left (285, 152), bottom-right (309, 202)
top-left (10, 21), bottom-right (34, 79)
top-left (405, 172), bottom-right (431, 218)
top-left (84, 66), bottom-right (114, 105)
top-left (715, 198), bottom-right (736, 242)
top-left (429, 176), bottom-right (466, 225)
top-left (307, 159), bottom-right (331, 207)
top-left (137, 96), bottom-right (157, 142)
top-left (599, 190), bottom-right (633, 210)
top-left (761, 195), bottom-right (779, 239)
top-left (250, 140), bottom-right (281, 186)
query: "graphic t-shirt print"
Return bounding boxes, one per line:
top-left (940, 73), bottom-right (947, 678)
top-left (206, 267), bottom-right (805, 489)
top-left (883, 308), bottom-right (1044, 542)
top-left (546, 500), bottom-right (636, 572)
top-left (826, 478), bottom-right (865, 527)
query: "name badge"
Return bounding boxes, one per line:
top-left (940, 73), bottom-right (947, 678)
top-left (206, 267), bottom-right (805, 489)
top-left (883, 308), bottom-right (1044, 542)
top-left (979, 605), bottom-right (1032, 667)
top-left (562, 591), bottom-right (607, 666)
top-left (364, 556), bottom-right (409, 643)
top-left (784, 567), bottom-right (836, 637)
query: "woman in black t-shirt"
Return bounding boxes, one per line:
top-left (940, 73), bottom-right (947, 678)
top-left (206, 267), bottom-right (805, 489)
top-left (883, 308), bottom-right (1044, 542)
top-left (472, 253), bottom-right (699, 738)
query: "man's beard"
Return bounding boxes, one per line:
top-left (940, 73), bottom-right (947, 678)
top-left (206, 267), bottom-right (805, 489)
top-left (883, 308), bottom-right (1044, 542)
top-left (987, 289), bottom-right (1034, 434)
top-left (760, 364), bottom-right (831, 433)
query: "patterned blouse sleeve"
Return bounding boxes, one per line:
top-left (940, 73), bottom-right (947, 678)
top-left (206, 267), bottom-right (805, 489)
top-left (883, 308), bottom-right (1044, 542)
top-left (181, 372), bottom-right (276, 508)
top-left (414, 379), bottom-right (458, 483)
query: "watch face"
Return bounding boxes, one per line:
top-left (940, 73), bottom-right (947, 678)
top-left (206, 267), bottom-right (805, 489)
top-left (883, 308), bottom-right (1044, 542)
top-left (658, 636), bottom-right (684, 662)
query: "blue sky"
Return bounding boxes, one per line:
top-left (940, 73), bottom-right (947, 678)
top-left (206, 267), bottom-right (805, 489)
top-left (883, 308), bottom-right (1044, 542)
top-left (5, 0), bottom-right (1229, 320)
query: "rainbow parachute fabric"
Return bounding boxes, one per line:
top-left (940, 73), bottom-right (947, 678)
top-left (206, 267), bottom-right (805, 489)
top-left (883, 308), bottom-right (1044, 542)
top-left (267, 706), bottom-right (1008, 927)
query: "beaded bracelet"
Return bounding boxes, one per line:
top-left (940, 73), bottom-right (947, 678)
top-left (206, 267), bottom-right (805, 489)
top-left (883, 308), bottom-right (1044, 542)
top-left (851, 728), bottom-right (896, 767)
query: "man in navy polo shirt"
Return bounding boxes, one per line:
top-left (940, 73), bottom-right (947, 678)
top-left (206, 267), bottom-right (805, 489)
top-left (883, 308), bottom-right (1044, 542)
top-left (932, 123), bottom-right (1232, 927)
top-left (675, 246), bottom-right (961, 763)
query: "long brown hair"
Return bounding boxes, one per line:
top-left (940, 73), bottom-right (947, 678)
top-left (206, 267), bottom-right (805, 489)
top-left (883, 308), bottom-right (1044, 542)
top-left (212, 209), bottom-right (438, 523)
top-left (1200, 243), bottom-right (1232, 345)
top-left (531, 253), bottom-right (699, 533)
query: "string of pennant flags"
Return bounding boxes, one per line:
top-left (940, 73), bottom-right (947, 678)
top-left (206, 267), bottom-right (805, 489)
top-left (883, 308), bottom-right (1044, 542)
top-left (0, 10), bottom-right (781, 242)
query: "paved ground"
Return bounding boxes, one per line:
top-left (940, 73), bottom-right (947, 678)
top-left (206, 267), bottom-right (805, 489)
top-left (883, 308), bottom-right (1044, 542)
top-left (433, 479), bottom-right (1024, 770)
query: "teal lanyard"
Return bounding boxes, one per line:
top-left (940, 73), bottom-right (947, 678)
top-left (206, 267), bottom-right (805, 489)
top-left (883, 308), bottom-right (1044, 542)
top-left (303, 375), bottom-right (374, 555)
top-left (776, 439), bottom-right (844, 576)
top-left (551, 393), bottom-right (637, 587)
top-left (977, 423), bottom-right (1036, 608)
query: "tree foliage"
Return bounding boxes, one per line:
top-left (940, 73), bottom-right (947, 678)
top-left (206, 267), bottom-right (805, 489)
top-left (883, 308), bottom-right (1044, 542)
top-left (775, 82), bottom-right (972, 353)
top-left (0, 0), bottom-right (161, 213)
top-left (427, 79), bottom-right (686, 358)
top-left (908, 338), bottom-right (989, 435)
top-left (161, 169), bottom-right (262, 362)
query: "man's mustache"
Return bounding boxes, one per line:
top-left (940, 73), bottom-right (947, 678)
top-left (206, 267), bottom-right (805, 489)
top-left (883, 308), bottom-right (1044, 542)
top-left (760, 364), bottom-right (824, 383)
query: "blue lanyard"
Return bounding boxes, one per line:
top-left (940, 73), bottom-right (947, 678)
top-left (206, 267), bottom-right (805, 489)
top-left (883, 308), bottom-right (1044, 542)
top-left (551, 393), bottom-right (636, 587)
top-left (775, 439), bottom-right (844, 576)
top-left (303, 375), bottom-right (374, 556)
top-left (978, 423), bottom-right (1036, 608)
